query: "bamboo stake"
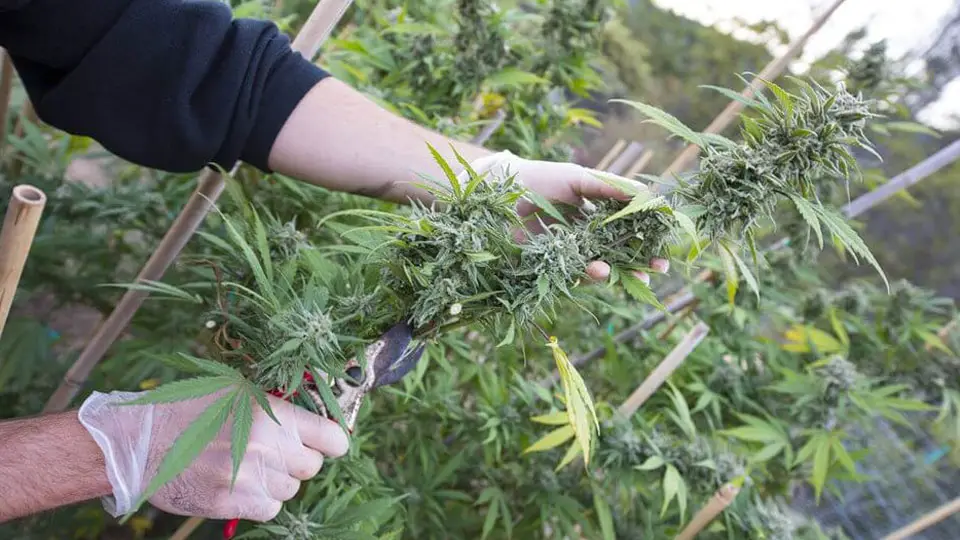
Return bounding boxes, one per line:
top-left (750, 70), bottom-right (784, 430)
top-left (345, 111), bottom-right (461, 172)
top-left (43, 0), bottom-right (356, 414)
top-left (169, 516), bottom-right (206, 540)
top-left (13, 99), bottom-right (36, 139)
top-left (675, 484), bottom-right (741, 540)
top-left (661, 0), bottom-right (849, 178)
top-left (0, 185), bottom-right (46, 339)
top-left (7, 100), bottom-right (37, 177)
top-left (926, 316), bottom-right (958, 352)
top-left (472, 109), bottom-right (506, 146)
top-left (606, 141), bottom-right (645, 175)
top-left (595, 139), bottom-right (626, 171)
top-left (881, 496), bottom-right (960, 540)
top-left (0, 51), bottom-right (14, 152)
top-left (841, 139), bottom-right (960, 218)
top-left (617, 322), bottom-right (709, 418)
top-left (656, 301), bottom-right (699, 341)
top-left (624, 149), bottom-right (655, 178)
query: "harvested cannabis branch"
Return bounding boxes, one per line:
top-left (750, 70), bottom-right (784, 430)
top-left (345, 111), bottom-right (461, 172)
top-left (662, 0), bottom-right (849, 176)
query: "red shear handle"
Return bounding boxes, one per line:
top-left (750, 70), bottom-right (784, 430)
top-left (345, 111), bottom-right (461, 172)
top-left (223, 518), bottom-right (240, 539)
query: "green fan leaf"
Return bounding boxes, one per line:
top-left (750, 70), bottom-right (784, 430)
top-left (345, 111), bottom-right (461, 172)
top-left (610, 99), bottom-right (704, 147)
top-left (122, 376), bottom-right (236, 406)
top-left (789, 194), bottom-right (823, 248)
top-left (230, 391), bottom-right (254, 489)
top-left (129, 389), bottom-right (237, 515)
top-left (620, 271), bottom-right (666, 311)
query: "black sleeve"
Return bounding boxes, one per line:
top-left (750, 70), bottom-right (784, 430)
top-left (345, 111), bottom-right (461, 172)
top-left (0, 0), bottom-right (330, 173)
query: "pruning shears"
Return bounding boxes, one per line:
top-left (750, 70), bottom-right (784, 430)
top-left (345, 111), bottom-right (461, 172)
top-left (222, 322), bottom-right (425, 539)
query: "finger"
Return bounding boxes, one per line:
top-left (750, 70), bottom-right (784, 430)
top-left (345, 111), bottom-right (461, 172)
top-left (586, 261), bottom-right (610, 282)
top-left (284, 446), bottom-right (325, 480)
top-left (264, 470), bottom-right (301, 502)
top-left (293, 406), bottom-right (350, 457)
top-left (633, 271), bottom-right (650, 286)
top-left (571, 168), bottom-right (644, 202)
top-left (650, 258), bottom-right (670, 274)
top-left (228, 497), bottom-right (283, 523)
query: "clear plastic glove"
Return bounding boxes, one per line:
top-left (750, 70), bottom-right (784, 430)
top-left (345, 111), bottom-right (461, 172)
top-left (460, 150), bottom-right (670, 283)
top-left (77, 389), bottom-right (348, 521)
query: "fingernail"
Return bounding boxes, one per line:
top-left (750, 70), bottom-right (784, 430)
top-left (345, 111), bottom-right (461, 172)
top-left (636, 272), bottom-right (650, 286)
top-left (652, 259), bottom-right (670, 274)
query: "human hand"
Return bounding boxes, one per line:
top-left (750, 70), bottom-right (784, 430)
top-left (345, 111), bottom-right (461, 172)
top-left (460, 150), bottom-right (670, 284)
top-left (77, 389), bottom-right (348, 521)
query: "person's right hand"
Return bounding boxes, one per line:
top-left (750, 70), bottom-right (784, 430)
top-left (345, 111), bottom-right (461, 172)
top-left (78, 388), bottom-right (349, 521)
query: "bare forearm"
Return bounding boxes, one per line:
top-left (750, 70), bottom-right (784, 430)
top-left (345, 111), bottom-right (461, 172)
top-left (0, 411), bottom-right (111, 522)
top-left (267, 77), bottom-right (493, 203)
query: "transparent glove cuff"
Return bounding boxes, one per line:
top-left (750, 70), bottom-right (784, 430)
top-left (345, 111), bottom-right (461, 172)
top-left (77, 390), bottom-right (154, 517)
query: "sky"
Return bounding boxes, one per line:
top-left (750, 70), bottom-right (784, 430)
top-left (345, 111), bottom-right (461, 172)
top-left (653, 0), bottom-right (959, 128)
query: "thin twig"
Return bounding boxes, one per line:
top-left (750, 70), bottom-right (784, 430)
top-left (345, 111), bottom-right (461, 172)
top-left (661, 0), bottom-right (849, 177)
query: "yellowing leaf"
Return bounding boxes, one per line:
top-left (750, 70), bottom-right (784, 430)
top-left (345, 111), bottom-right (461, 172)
top-left (139, 378), bottom-right (161, 390)
top-left (549, 337), bottom-right (599, 467)
top-left (782, 325), bottom-right (844, 354)
top-left (565, 107), bottom-right (603, 128)
top-left (531, 411), bottom-right (570, 425)
top-left (523, 425), bottom-right (575, 454)
top-left (556, 440), bottom-right (582, 471)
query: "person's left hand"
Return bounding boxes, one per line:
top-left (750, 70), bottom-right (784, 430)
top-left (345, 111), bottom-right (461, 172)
top-left (460, 150), bottom-right (670, 285)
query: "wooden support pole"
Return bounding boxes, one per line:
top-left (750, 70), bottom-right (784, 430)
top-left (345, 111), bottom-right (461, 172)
top-left (617, 322), bottom-right (709, 418)
top-left (624, 149), bottom-right (655, 178)
top-left (44, 0), bottom-right (356, 414)
top-left (13, 99), bottom-right (37, 139)
top-left (0, 185), bottom-right (46, 339)
top-left (927, 316), bottom-right (959, 352)
top-left (472, 109), bottom-right (506, 146)
top-left (842, 139), bottom-right (960, 218)
top-left (662, 0), bottom-right (849, 177)
top-left (0, 51), bottom-right (14, 152)
top-left (606, 141), bottom-right (645, 175)
top-left (882, 496), bottom-right (960, 540)
top-left (675, 484), bottom-right (740, 540)
top-left (595, 139), bottom-right (626, 171)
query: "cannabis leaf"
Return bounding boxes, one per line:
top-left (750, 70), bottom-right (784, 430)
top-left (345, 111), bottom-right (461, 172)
top-left (610, 99), bottom-right (705, 148)
top-left (620, 271), bottom-right (666, 311)
top-left (549, 337), bottom-right (599, 466)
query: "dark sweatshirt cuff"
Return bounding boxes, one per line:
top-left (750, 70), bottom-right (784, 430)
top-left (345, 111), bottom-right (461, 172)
top-left (240, 51), bottom-right (330, 173)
